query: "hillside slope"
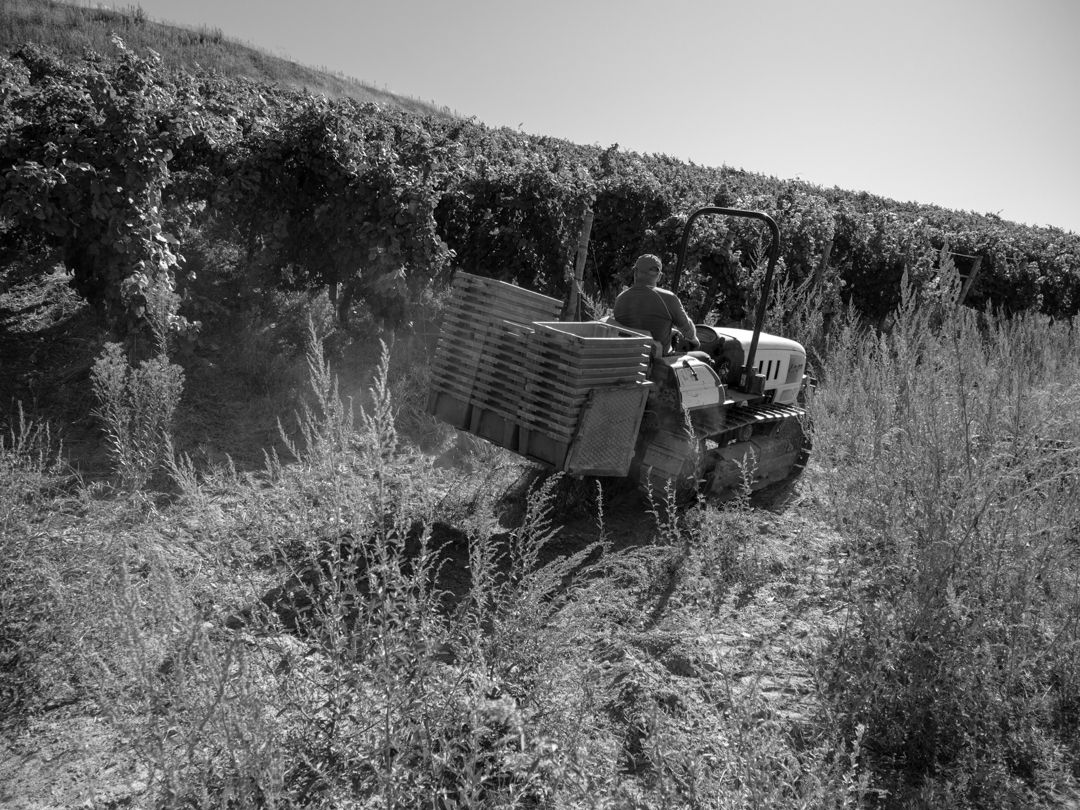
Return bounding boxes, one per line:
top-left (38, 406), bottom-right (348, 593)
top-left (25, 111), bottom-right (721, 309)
top-left (0, 0), bottom-right (449, 117)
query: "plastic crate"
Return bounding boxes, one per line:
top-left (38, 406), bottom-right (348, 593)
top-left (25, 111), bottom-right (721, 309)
top-left (427, 277), bottom-right (654, 475)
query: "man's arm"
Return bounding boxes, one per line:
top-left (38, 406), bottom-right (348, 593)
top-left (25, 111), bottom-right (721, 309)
top-left (662, 290), bottom-right (699, 347)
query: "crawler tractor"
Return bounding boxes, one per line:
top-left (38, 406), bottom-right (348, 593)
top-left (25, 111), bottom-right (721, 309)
top-left (427, 207), bottom-right (813, 500)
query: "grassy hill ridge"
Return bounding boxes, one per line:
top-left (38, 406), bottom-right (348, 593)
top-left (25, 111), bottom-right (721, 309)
top-left (0, 0), bottom-right (450, 118)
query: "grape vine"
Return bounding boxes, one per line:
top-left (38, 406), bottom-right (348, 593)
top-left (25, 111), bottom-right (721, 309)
top-left (2, 42), bottom-right (1077, 338)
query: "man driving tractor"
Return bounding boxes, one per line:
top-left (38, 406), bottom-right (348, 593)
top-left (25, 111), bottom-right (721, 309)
top-left (613, 254), bottom-right (699, 354)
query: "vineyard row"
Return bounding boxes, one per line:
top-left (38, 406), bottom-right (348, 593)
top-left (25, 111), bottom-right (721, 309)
top-left (2, 41), bottom-right (1078, 339)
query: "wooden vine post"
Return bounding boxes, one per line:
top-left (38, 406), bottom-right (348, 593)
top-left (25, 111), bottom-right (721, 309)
top-left (562, 206), bottom-right (594, 321)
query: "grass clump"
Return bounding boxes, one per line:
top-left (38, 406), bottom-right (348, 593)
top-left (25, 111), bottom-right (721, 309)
top-left (91, 341), bottom-right (184, 491)
top-left (812, 288), bottom-right (1080, 807)
top-left (0, 407), bottom-right (68, 718)
top-left (72, 328), bottom-right (587, 806)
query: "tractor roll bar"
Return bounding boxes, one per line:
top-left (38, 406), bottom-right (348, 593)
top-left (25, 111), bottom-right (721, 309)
top-left (671, 207), bottom-right (781, 393)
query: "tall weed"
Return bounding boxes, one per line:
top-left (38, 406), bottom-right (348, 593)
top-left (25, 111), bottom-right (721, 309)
top-left (91, 341), bottom-right (184, 490)
top-left (0, 408), bottom-right (66, 717)
top-left (813, 292), bottom-right (1080, 807)
top-left (92, 324), bottom-right (578, 806)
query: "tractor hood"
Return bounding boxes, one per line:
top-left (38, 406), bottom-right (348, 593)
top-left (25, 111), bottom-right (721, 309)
top-left (714, 327), bottom-right (805, 356)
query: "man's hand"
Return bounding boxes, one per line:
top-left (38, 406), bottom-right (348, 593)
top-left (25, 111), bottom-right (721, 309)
top-left (671, 329), bottom-right (700, 353)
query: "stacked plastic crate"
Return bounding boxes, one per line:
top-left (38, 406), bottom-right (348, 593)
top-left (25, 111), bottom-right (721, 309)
top-left (515, 321), bottom-right (652, 474)
top-left (427, 272), bottom-right (562, 444)
top-left (427, 272), bottom-right (653, 476)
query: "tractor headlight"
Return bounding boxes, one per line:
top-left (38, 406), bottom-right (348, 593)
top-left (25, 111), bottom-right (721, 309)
top-left (785, 353), bottom-right (805, 385)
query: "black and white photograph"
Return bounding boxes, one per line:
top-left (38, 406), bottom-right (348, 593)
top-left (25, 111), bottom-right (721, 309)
top-left (1, 1), bottom-right (1078, 807)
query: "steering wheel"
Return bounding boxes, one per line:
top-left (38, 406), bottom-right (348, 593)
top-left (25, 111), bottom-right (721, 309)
top-left (694, 324), bottom-right (719, 353)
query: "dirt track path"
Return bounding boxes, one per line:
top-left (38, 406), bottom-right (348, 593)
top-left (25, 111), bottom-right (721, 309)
top-left (527, 473), bottom-right (848, 733)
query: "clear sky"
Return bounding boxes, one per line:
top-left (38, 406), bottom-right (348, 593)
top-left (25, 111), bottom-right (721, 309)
top-left (128, 0), bottom-right (1079, 234)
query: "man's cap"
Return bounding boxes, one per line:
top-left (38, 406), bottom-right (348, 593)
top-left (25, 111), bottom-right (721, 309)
top-left (634, 254), bottom-right (662, 274)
